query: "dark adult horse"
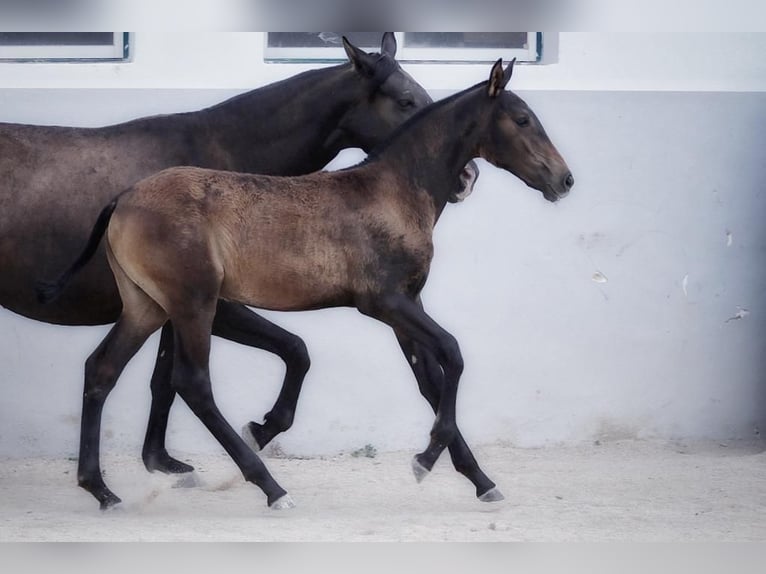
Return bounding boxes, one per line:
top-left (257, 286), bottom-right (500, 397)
top-left (41, 59), bottom-right (573, 510)
top-left (2, 34), bottom-right (476, 475)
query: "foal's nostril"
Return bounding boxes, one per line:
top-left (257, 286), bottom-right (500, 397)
top-left (564, 173), bottom-right (575, 189)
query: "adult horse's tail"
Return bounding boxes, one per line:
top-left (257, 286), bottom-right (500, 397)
top-left (36, 197), bottom-right (121, 304)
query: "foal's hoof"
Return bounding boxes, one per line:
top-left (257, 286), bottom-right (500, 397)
top-left (269, 493), bottom-right (296, 510)
top-left (411, 456), bottom-right (431, 484)
top-left (241, 422), bottom-right (263, 452)
top-left (478, 487), bottom-right (505, 503)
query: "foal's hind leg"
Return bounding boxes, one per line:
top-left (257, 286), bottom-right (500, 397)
top-left (141, 301), bottom-right (311, 469)
top-left (396, 332), bottom-right (503, 502)
top-left (78, 288), bottom-right (167, 509)
top-left (211, 301), bottom-right (311, 451)
top-left (169, 306), bottom-right (293, 509)
top-left (141, 322), bottom-right (195, 474)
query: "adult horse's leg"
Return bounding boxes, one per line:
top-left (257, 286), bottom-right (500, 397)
top-left (141, 301), bottom-right (311, 472)
top-left (395, 332), bottom-right (504, 501)
top-left (169, 304), bottom-right (294, 509)
top-left (142, 322), bottom-right (194, 474)
top-left (211, 301), bottom-right (311, 451)
top-left (360, 294), bottom-right (462, 478)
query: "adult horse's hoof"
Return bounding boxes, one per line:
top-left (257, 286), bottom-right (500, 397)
top-left (411, 456), bottom-right (431, 484)
top-left (144, 451), bottom-right (194, 474)
top-left (269, 493), bottom-right (296, 510)
top-left (241, 422), bottom-right (263, 452)
top-left (478, 487), bottom-right (505, 503)
top-left (160, 458), bottom-right (194, 475)
top-left (98, 491), bottom-right (123, 511)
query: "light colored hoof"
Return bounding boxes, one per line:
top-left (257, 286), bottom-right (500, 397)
top-left (411, 457), bottom-right (430, 484)
top-left (102, 503), bottom-right (125, 513)
top-left (270, 493), bottom-right (296, 510)
top-left (478, 487), bottom-right (505, 503)
top-left (241, 423), bottom-right (261, 452)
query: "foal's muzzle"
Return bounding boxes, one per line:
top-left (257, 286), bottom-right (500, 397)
top-left (543, 171), bottom-right (575, 202)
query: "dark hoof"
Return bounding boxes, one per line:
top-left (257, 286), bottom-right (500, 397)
top-left (159, 458), bottom-right (194, 474)
top-left (269, 493), bottom-right (296, 510)
top-left (478, 487), bottom-right (505, 503)
top-left (411, 455), bottom-right (431, 484)
top-left (80, 479), bottom-right (122, 511)
top-left (98, 491), bottom-right (123, 511)
top-left (241, 422), bottom-right (266, 452)
top-left (144, 452), bottom-right (194, 474)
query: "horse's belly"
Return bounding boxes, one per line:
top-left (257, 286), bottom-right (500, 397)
top-left (221, 256), bottom-right (351, 311)
top-left (0, 255), bottom-right (122, 326)
top-left (0, 216), bottom-right (122, 326)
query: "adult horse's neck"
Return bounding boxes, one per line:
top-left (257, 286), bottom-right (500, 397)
top-left (371, 84), bottom-right (487, 220)
top-left (197, 64), bottom-right (366, 175)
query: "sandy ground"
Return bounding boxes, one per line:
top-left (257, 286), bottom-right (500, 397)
top-left (1, 439), bottom-right (764, 542)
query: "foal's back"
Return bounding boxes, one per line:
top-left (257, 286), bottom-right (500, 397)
top-left (108, 166), bottom-right (437, 313)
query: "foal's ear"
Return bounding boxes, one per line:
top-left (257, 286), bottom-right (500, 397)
top-left (381, 32), bottom-right (397, 58)
top-left (488, 58), bottom-right (516, 98)
top-left (343, 36), bottom-right (377, 77)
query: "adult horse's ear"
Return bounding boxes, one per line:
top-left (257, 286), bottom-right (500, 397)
top-left (488, 58), bottom-right (516, 98)
top-left (503, 58), bottom-right (516, 86)
top-left (343, 36), bottom-right (377, 78)
top-left (381, 32), bottom-right (397, 58)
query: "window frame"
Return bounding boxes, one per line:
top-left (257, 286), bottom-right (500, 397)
top-left (264, 32), bottom-right (542, 64)
top-left (0, 33), bottom-right (130, 63)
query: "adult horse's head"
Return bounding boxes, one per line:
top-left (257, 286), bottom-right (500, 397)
top-left (341, 33), bottom-right (480, 200)
top-left (338, 33), bottom-right (433, 152)
top-left (338, 33), bottom-right (479, 199)
top-left (481, 59), bottom-right (574, 202)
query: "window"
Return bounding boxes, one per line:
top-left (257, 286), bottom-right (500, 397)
top-left (265, 32), bottom-right (541, 64)
top-left (0, 33), bottom-right (129, 62)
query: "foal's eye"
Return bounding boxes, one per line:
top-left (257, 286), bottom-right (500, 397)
top-left (398, 99), bottom-right (415, 109)
top-left (515, 116), bottom-right (530, 127)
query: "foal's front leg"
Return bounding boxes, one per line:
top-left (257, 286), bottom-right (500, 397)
top-left (360, 294), bottom-right (463, 476)
top-left (396, 332), bottom-right (504, 502)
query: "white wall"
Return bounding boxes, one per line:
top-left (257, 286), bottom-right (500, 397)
top-left (1, 33), bottom-right (765, 92)
top-left (1, 33), bottom-right (765, 460)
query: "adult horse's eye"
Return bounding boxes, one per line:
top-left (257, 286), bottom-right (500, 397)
top-left (398, 99), bottom-right (415, 109)
top-left (515, 116), bottom-right (530, 127)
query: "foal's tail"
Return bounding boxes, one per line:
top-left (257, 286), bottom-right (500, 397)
top-left (36, 197), bottom-right (121, 304)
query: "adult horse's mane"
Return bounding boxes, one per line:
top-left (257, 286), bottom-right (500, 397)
top-left (362, 79), bottom-right (489, 165)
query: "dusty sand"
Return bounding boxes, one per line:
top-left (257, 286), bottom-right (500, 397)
top-left (1, 439), bottom-right (764, 542)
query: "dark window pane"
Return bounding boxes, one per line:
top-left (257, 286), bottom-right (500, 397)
top-left (405, 33), bottom-right (528, 49)
top-left (0, 33), bottom-right (114, 46)
top-left (268, 32), bottom-right (381, 49)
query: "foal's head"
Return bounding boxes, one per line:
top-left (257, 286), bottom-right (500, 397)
top-left (339, 33), bottom-right (433, 152)
top-left (481, 59), bottom-right (574, 202)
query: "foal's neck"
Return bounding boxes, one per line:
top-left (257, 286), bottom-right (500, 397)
top-left (373, 87), bottom-right (485, 217)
